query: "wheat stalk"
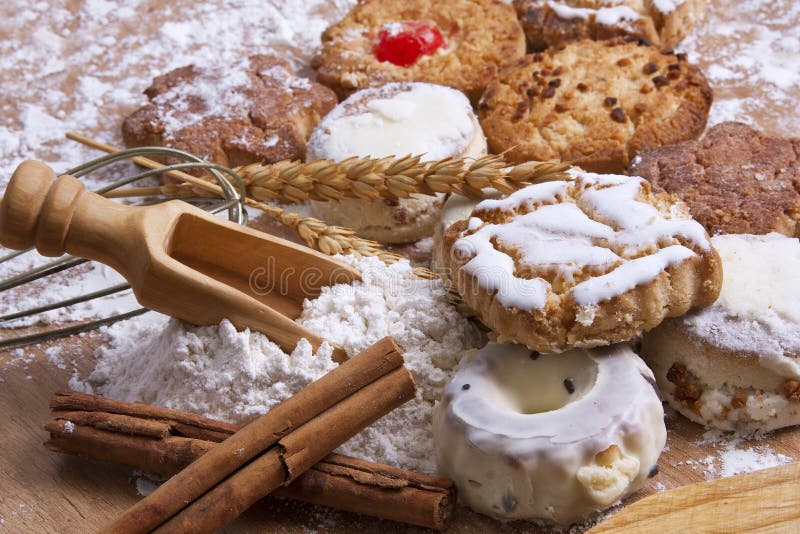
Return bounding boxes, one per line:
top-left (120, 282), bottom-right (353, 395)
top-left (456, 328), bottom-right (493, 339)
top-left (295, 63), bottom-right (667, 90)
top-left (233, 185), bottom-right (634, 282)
top-left (105, 154), bottom-right (571, 204)
top-left (236, 154), bottom-right (571, 203)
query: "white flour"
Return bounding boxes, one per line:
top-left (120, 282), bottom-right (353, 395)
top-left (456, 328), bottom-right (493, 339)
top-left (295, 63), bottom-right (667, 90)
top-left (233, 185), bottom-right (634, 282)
top-left (72, 255), bottom-right (484, 474)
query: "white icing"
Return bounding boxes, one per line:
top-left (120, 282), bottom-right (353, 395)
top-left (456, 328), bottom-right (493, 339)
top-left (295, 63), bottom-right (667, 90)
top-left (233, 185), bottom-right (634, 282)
top-left (572, 245), bottom-right (696, 306)
top-left (546, 1), bottom-right (642, 26)
top-left (712, 233), bottom-right (800, 325)
top-left (651, 0), bottom-right (686, 13)
top-left (306, 82), bottom-right (475, 163)
top-left (452, 172), bottom-right (711, 311)
top-left (680, 234), bottom-right (800, 378)
top-left (433, 342), bottom-right (666, 523)
top-left (594, 5), bottom-right (642, 26)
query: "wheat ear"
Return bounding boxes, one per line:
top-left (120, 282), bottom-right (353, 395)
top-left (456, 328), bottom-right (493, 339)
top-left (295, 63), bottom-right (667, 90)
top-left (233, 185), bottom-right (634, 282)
top-left (236, 154), bottom-right (571, 203)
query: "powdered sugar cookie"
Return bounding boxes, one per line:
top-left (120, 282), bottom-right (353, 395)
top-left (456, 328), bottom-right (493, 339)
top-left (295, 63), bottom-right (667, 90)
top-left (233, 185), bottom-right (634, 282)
top-left (642, 233), bottom-right (800, 432)
top-left (443, 171), bottom-right (721, 352)
top-left (312, 0), bottom-right (526, 103)
top-left (514, 0), bottom-right (707, 50)
top-left (434, 342), bottom-right (665, 523)
top-left (307, 82), bottom-right (487, 244)
top-left (478, 39), bottom-right (712, 172)
top-left (122, 55), bottom-right (336, 167)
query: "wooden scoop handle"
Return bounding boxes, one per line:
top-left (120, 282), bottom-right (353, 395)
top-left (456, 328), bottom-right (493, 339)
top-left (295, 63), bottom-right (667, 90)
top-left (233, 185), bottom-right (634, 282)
top-left (0, 160), bottom-right (132, 260)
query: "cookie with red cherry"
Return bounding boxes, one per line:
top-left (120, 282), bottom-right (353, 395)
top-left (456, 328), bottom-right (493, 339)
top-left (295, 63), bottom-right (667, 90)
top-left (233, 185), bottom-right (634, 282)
top-left (312, 0), bottom-right (526, 103)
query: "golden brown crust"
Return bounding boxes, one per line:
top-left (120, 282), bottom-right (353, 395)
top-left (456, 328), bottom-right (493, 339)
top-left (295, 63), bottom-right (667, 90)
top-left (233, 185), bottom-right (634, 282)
top-left (631, 122), bottom-right (800, 237)
top-left (122, 55), bottom-right (337, 168)
top-left (441, 177), bottom-right (722, 353)
top-left (513, 0), bottom-right (707, 50)
top-left (312, 0), bottom-right (526, 103)
top-left (477, 39), bottom-right (712, 172)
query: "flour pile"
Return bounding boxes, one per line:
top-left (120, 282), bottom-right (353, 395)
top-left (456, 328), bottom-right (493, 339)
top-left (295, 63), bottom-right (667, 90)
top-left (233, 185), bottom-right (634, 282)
top-left (73, 255), bottom-right (484, 474)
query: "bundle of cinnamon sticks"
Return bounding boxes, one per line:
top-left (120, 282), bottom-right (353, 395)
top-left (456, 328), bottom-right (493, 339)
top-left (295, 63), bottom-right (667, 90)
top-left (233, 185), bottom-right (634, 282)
top-left (46, 338), bottom-right (456, 531)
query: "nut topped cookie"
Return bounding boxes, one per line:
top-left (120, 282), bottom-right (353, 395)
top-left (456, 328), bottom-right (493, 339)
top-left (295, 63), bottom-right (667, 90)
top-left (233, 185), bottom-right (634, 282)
top-left (312, 0), bottom-right (526, 103)
top-left (122, 55), bottom-right (337, 167)
top-left (478, 38), bottom-right (712, 172)
top-left (631, 122), bottom-right (800, 237)
top-left (514, 0), bottom-right (707, 50)
top-left (442, 171), bottom-right (721, 352)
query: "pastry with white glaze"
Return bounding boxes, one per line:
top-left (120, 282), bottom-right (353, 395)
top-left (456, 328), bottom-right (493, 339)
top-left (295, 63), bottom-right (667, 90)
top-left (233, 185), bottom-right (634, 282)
top-left (642, 233), bottom-right (800, 432)
top-left (307, 82), bottom-right (487, 244)
top-left (444, 171), bottom-right (722, 352)
top-left (433, 342), bottom-right (666, 524)
top-left (432, 192), bottom-right (500, 273)
top-left (442, 171), bottom-right (722, 352)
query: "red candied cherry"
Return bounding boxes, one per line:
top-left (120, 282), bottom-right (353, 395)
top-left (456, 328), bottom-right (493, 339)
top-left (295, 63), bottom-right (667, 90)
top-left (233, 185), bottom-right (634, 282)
top-left (373, 20), bottom-right (446, 67)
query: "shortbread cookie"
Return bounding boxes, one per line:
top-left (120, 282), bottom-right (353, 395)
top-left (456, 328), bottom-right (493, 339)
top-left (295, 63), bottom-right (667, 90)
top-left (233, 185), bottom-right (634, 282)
top-left (514, 0), bottom-right (707, 50)
top-left (122, 55), bottom-right (336, 167)
top-left (478, 38), bottom-right (712, 172)
top-left (443, 171), bottom-right (721, 352)
top-left (642, 234), bottom-right (800, 432)
top-left (434, 342), bottom-right (665, 523)
top-left (312, 0), bottom-right (526, 103)
top-left (631, 122), bottom-right (800, 237)
top-left (307, 83), bottom-right (488, 244)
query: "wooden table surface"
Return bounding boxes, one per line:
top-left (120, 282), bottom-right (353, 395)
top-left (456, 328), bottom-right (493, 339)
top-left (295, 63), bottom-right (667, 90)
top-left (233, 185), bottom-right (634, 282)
top-left (2, 0), bottom-right (799, 532)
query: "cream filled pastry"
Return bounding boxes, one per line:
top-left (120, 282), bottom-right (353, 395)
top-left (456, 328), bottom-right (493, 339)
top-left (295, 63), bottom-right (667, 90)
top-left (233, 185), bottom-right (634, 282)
top-left (642, 233), bottom-right (800, 432)
top-left (433, 342), bottom-right (666, 524)
top-left (307, 82), bottom-right (487, 244)
top-left (442, 171), bottom-right (722, 352)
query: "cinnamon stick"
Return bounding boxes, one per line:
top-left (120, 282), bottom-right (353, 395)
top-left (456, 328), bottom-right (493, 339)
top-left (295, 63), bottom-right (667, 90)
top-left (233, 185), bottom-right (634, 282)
top-left (104, 336), bottom-right (416, 534)
top-left (45, 399), bottom-right (456, 530)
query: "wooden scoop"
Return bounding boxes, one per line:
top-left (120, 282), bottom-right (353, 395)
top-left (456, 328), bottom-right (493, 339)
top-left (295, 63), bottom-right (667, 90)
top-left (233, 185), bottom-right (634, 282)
top-left (0, 160), bottom-right (360, 362)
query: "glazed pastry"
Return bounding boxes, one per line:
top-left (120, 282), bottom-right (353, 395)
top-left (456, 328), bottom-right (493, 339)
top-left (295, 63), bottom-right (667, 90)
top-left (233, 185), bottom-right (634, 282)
top-left (307, 82), bottom-right (487, 244)
top-left (442, 170), bottom-right (722, 353)
top-left (513, 0), bottom-right (707, 50)
top-left (312, 0), bottom-right (526, 102)
top-left (432, 192), bottom-right (499, 273)
top-left (478, 38), bottom-right (712, 172)
top-left (631, 122), bottom-right (800, 237)
top-left (122, 55), bottom-right (336, 167)
top-left (433, 342), bottom-right (666, 523)
top-left (642, 233), bottom-right (800, 432)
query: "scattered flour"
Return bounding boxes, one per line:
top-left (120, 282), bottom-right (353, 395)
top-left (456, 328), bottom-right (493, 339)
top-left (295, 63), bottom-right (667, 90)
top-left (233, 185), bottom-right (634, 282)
top-left (72, 255), bottom-right (484, 474)
top-left (689, 429), bottom-right (794, 480)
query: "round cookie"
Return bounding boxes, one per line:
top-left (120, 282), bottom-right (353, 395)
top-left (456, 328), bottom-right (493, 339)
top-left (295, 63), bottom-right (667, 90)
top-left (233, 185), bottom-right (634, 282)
top-left (433, 342), bottom-right (666, 524)
top-left (443, 170), bottom-right (722, 353)
top-left (642, 233), bottom-right (800, 433)
top-left (122, 55), bottom-right (336, 168)
top-left (312, 0), bottom-right (526, 103)
top-left (631, 121), bottom-right (800, 237)
top-left (513, 0), bottom-right (707, 51)
top-left (478, 38), bottom-right (712, 172)
top-left (307, 82), bottom-right (488, 244)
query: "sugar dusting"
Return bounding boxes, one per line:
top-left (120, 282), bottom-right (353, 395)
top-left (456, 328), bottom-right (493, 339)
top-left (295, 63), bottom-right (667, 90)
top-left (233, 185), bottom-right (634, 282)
top-left (679, 0), bottom-right (800, 135)
top-left (672, 428), bottom-right (795, 481)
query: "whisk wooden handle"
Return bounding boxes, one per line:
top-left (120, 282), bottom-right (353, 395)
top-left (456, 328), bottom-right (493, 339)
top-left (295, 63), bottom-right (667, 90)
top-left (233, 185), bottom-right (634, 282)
top-left (0, 160), bottom-right (132, 260)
